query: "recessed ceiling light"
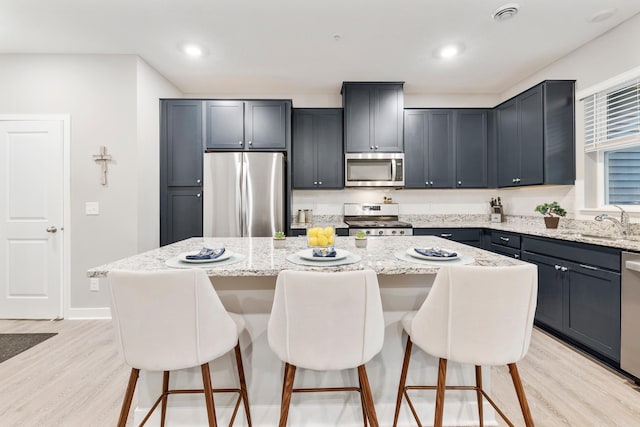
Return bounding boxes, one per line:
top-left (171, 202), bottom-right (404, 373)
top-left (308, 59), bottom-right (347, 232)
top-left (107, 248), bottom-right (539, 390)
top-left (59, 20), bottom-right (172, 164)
top-left (492, 3), bottom-right (520, 22)
top-left (181, 43), bottom-right (204, 57)
top-left (333, 33), bottom-right (342, 42)
top-left (436, 44), bottom-right (464, 59)
top-left (589, 8), bottom-right (616, 23)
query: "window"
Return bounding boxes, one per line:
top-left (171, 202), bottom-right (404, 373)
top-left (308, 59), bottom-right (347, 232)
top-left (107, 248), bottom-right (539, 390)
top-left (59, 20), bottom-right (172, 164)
top-left (583, 76), bottom-right (640, 205)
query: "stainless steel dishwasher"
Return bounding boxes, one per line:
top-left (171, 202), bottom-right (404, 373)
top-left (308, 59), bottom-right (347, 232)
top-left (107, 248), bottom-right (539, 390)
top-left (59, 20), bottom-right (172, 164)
top-left (622, 251), bottom-right (640, 383)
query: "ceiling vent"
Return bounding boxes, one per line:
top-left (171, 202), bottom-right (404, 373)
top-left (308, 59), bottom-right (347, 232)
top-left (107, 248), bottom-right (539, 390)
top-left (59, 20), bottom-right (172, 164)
top-left (492, 3), bottom-right (520, 21)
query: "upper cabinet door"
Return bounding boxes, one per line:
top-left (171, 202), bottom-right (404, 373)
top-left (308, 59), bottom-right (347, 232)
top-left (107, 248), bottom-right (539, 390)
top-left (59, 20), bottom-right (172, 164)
top-left (163, 100), bottom-right (203, 187)
top-left (427, 110), bottom-right (453, 188)
top-left (205, 100), bottom-right (245, 149)
top-left (373, 85), bottom-right (404, 152)
top-left (344, 84), bottom-right (374, 152)
top-left (518, 86), bottom-right (544, 186)
top-left (292, 109), bottom-right (343, 189)
top-left (455, 110), bottom-right (488, 188)
top-left (343, 82), bottom-right (404, 152)
top-left (403, 110), bottom-right (427, 188)
top-left (245, 101), bottom-right (287, 149)
top-left (496, 99), bottom-right (519, 187)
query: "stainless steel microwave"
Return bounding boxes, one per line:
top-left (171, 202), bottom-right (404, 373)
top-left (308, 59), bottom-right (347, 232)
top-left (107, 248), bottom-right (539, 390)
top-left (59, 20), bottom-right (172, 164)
top-left (344, 153), bottom-right (404, 187)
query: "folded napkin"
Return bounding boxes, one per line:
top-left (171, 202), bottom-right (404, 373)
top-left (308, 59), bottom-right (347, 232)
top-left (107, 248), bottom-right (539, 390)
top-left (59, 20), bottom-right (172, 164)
top-left (312, 247), bottom-right (337, 258)
top-left (414, 247), bottom-right (457, 258)
top-left (186, 247), bottom-right (225, 260)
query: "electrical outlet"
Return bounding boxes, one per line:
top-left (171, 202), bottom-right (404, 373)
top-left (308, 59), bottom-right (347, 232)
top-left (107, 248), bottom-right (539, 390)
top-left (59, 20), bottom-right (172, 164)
top-left (85, 202), bottom-right (99, 215)
top-left (90, 278), bottom-right (100, 292)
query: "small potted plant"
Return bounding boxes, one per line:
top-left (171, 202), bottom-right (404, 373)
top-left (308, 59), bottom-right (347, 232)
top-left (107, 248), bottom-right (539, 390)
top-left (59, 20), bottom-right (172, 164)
top-left (534, 202), bottom-right (567, 229)
top-left (355, 231), bottom-right (367, 248)
top-left (273, 231), bottom-right (287, 248)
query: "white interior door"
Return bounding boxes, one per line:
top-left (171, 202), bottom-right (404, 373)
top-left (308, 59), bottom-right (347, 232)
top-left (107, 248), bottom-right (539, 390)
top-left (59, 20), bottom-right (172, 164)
top-left (0, 120), bottom-right (64, 319)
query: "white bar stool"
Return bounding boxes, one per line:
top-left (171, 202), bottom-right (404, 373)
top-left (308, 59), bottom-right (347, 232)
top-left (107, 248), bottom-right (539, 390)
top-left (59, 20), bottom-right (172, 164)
top-left (393, 264), bottom-right (538, 427)
top-left (268, 269), bottom-right (385, 427)
top-left (108, 269), bottom-right (252, 427)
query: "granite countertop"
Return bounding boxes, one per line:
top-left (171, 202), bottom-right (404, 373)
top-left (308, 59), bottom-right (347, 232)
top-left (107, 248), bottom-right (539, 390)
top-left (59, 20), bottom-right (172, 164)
top-left (87, 236), bottom-right (523, 278)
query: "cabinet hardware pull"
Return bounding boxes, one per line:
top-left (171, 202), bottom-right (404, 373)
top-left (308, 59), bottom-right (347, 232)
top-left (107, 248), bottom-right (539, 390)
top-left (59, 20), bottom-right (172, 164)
top-left (440, 233), bottom-right (453, 237)
top-left (516, 178), bottom-right (521, 182)
top-left (458, 181), bottom-right (462, 185)
top-left (375, 145), bottom-right (379, 149)
top-left (248, 140), bottom-right (252, 145)
top-left (238, 141), bottom-right (243, 145)
top-left (196, 193), bottom-right (201, 198)
top-left (579, 264), bottom-right (599, 271)
top-left (514, 254), bottom-right (520, 259)
top-left (499, 237), bottom-right (510, 242)
top-left (425, 182), bottom-right (429, 185)
top-left (512, 178), bottom-right (516, 183)
top-left (430, 181), bottom-right (434, 185)
top-left (555, 265), bottom-right (562, 270)
top-left (318, 181), bottom-right (322, 185)
top-left (370, 146), bottom-right (374, 150)
top-left (196, 179), bottom-right (201, 184)
top-left (561, 266), bottom-right (568, 272)
top-left (46, 226), bottom-right (57, 233)
top-left (313, 181), bottom-right (318, 185)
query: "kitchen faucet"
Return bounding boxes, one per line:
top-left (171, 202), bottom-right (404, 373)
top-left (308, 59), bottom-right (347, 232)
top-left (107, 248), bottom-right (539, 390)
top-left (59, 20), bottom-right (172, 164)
top-left (595, 205), bottom-right (630, 238)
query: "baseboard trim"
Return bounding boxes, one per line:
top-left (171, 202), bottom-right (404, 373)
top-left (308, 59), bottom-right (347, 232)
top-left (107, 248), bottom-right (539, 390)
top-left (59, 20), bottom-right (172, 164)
top-left (67, 307), bottom-right (111, 320)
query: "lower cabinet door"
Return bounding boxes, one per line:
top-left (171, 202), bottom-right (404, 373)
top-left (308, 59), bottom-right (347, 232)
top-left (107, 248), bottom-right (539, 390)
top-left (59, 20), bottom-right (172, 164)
top-left (163, 187), bottom-right (203, 246)
top-left (564, 262), bottom-right (621, 361)
top-left (521, 251), bottom-right (564, 331)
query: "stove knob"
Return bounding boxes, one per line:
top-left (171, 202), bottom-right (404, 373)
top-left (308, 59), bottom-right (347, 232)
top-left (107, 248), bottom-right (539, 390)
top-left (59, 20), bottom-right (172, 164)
top-left (378, 230), bottom-right (384, 235)
top-left (392, 230), bottom-right (397, 235)
top-left (400, 230), bottom-right (405, 235)
top-left (365, 230), bottom-right (370, 235)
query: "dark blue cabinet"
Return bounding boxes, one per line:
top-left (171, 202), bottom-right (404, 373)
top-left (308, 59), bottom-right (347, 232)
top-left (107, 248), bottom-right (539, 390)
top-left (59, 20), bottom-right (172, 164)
top-left (292, 109), bottom-right (343, 189)
top-left (343, 82), bottom-right (404, 153)
top-left (454, 110), bottom-right (488, 188)
top-left (205, 100), bottom-right (289, 150)
top-left (404, 110), bottom-right (454, 188)
top-left (414, 228), bottom-right (482, 248)
top-left (521, 236), bottom-right (621, 362)
top-left (496, 81), bottom-right (575, 187)
top-left (160, 100), bottom-right (204, 246)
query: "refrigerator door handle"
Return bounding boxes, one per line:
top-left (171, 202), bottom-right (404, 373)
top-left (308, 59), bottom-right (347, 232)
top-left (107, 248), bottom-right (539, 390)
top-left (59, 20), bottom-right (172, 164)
top-left (240, 156), bottom-right (248, 236)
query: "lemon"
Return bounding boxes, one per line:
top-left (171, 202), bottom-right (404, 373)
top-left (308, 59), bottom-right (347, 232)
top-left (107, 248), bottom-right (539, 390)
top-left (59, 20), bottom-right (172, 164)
top-left (318, 235), bottom-right (329, 246)
top-left (308, 236), bottom-right (319, 246)
top-left (324, 226), bottom-right (334, 236)
top-left (308, 228), bottom-right (319, 237)
top-left (328, 235), bottom-right (335, 245)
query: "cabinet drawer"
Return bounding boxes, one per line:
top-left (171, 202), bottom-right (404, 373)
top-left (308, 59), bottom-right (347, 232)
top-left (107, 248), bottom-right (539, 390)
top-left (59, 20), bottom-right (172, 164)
top-left (522, 236), bottom-right (620, 272)
top-left (490, 231), bottom-right (521, 249)
top-left (489, 243), bottom-right (521, 259)
top-left (414, 228), bottom-right (481, 242)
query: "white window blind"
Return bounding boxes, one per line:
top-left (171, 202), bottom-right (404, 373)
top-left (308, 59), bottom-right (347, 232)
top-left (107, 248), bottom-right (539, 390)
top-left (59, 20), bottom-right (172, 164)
top-left (605, 147), bottom-right (640, 205)
top-left (583, 77), bottom-right (640, 153)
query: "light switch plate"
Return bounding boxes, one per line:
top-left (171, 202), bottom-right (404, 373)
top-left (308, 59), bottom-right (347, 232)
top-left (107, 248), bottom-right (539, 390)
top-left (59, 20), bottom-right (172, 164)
top-left (90, 278), bottom-right (99, 292)
top-left (86, 202), bottom-right (99, 215)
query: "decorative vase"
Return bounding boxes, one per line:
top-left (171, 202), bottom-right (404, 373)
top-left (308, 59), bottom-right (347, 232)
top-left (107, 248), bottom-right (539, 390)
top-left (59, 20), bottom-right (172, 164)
top-left (273, 238), bottom-right (287, 249)
top-left (355, 238), bottom-right (367, 249)
top-left (544, 216), bottom-right (560, 229)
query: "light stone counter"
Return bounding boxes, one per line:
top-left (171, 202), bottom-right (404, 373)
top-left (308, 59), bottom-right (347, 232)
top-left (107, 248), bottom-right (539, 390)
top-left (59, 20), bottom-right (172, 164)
top-left (88, 235), bottom-right (523, 278)
top-left (91, 237), bottom-right (519, 426)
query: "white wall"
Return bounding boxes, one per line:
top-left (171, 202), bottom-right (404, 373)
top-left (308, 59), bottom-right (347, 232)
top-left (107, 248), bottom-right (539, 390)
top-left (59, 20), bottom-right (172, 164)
top-left (0, 54), bottom-right (180, 313)
top-left (136, 58), bottom-right (182, 252)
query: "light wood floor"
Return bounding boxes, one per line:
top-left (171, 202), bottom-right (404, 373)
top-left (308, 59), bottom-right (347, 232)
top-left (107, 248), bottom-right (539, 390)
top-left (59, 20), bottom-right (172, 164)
top-left (0, 320), bottom-right (638, 427)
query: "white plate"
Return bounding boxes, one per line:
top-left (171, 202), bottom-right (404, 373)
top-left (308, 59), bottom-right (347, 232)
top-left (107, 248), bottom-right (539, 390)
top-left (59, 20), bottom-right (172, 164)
top-left (406, 247), bottom-right (460, 261)
top-left (178, 250), bottom-right (232, 264)
top-left (297, 248), bottom-right (349, 262)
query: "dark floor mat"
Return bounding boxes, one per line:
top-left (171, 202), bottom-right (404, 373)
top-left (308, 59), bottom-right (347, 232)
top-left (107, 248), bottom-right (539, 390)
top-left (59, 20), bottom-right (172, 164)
top-left (0, 333), bottom-right (57, 363)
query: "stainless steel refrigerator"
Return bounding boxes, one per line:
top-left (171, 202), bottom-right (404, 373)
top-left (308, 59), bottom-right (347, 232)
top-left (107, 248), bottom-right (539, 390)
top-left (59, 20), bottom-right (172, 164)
top-left (203, 152), bottom-right (285, 237)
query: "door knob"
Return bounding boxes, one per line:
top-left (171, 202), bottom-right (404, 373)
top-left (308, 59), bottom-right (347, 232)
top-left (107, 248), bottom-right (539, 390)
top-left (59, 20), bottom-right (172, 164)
top-left (46, 226), bottom-right (58, 233)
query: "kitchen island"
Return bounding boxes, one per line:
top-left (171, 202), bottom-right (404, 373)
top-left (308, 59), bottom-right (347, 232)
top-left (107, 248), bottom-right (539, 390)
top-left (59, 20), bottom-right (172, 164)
top-left (89, 236), bottom-right (524, 426)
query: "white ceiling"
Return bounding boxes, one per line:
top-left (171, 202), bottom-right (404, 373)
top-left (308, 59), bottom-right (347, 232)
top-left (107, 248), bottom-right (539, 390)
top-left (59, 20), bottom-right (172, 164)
top-left (1, 0), bottom-right (639, 95)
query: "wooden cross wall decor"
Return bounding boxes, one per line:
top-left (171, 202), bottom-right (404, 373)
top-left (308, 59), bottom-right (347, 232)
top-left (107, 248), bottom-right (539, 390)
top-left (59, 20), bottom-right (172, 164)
top-left (93, 146), bottom-right (113, 185)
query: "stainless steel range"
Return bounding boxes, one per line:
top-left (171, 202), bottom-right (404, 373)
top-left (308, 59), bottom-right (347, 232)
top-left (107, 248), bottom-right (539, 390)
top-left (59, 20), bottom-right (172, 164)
top-left (344, 203), bottom-right (413, 236)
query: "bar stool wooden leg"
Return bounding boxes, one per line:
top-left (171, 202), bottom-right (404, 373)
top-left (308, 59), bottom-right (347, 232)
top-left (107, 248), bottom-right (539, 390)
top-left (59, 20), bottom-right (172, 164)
top-left (160, 371), bottom-right (170, 427)
top-left (234, 343), bottom-right (252, 426)
top-left (393, 337), bottom-right (413, 427)
top-left (201, 363), bottom-right (218, 427)
top-left (358, 373), bottom-right (368, 427)
top-left (357, 365), bottom-right (379, 427)
top-left (118, 368), bottom-right (139, 427)
top-left (508, 363), bottom-right (534, 427)
top-left (434, 358), bottom-right (447, 427)
top-left (475, 365), bottom-right (484, 427)
top-left (279, 363), bottom-right (296, 427)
